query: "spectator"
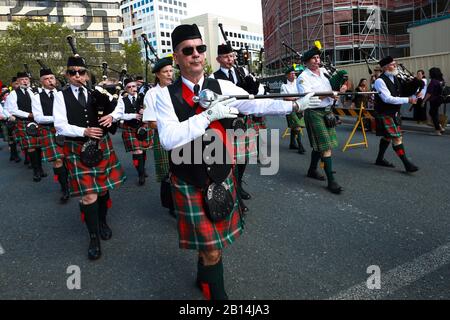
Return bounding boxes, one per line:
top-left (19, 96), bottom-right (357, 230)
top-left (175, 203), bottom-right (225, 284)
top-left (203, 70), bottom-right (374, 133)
top-left (423, 67), bottom-right (445, 135)
top-left (353, 78), bottom-right (369, 109)
top-left (410, 70), bottom-right (428, 124)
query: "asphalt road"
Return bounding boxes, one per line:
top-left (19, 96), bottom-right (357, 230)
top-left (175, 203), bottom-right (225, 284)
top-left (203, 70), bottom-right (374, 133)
top-left (1, 117), bottom-right (450, 300)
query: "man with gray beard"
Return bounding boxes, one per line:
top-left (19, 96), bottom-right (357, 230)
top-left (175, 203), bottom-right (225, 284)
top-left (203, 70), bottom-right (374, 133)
top-left (373, 56), bottom-right (419, 172)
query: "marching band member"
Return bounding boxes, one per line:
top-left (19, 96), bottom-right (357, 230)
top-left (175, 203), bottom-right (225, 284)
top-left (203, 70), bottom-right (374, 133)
top-left (373, 56), bottom-right (419, 172)
top-left (54, 56), bottom-right (126, 261)
top-left (31, 67), bottom-right (70, 203)
top-left (155, 24), bottom-right (319, 300)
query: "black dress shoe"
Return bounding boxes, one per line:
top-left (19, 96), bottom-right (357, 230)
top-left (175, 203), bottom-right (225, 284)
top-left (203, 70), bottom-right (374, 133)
top-left (99, 222), bottom-right (112, 241)
top-left (307, 169), bottom-right (326, 181)
top-left (60, 190), bottom-right (70, 204)
top-left (327, 181), bottom-right (343, 194)
top-left (39, 168), bottom-right (48, 178)
top-left (33, 170), bottom-right (41, 182)
top-left (240, 187), bottom-right (251, 200)
top-left (404, 161), bottom-right (419, 173)
top-left (375, 159), bottom-right (395, 168)
top-left (88, 234), bottom-right (101, 260)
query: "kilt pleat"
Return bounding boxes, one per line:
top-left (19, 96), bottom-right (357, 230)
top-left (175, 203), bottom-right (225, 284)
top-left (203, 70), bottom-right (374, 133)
top-left (304, 109), bottom-right (338, 152)
top-left (64, 135), bottom-right (126, 197)
top-left (375, 115), bottom-right (402, 138)
top-left (121, 123), bottom-right (153, 153)
top-left (14, 119), bottom-right (41, 150)
top-left (152, 130), bottom-right (170, 183)
top-left (39, 125), bottom-right (64, 162)
top-left (170, 172), bottom-right (244, 251)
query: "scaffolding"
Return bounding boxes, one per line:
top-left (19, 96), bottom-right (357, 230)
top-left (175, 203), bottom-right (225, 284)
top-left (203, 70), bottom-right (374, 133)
top-left (263, 0), bottom-right (449, 71)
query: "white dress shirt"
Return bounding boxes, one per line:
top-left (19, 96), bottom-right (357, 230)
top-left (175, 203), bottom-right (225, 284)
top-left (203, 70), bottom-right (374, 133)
top-left (280, 79), bottom-right (298, 94)
top-left (143, 84), bottom-right (163, 122)
top-left (0, 102), bottom-right (11, 118)
top-left (53, 85), bottom-right (88, 138)
top-left (110, 94), bottom-right (139, 121)
top-left (32, 88), bottom-right (56, 124)
top-left (155, 76), bottom-right (293, 151)
top-left (5, 87), bottom-right (36, 118)
top-left (374, 73), bottom-right (409, 105)
top-left (297, 68), bottom-right (334, 108)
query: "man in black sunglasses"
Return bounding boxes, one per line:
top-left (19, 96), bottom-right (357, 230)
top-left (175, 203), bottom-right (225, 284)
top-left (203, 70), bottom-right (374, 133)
top-left (54, 56), bottom-right (126, 261)
top-left (155, 24), bottom-right (320, 300)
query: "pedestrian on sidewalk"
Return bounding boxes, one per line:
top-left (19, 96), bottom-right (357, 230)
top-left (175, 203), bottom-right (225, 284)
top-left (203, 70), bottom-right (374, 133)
top-left (410, 70), bottom-right (428, 124)
top-left (423, 67), bottom-right (446, 136)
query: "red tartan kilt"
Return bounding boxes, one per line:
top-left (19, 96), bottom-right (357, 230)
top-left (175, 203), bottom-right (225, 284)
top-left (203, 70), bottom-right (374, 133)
top-left (63, 135), bottom-right (126, 197)
top-left (14, 119), bottom-right (41, 150)
top-left (170, 171), bottom-right (244, 251)
top-left (39, 125), bottom-right (64, 162)
top-left (375, 115), bottom-right (402, 138)
top-left (121, 124), bottom-right (152, 152)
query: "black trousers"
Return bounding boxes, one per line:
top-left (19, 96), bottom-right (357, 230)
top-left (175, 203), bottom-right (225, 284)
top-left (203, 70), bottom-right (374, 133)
top-left (429, 102), bottom-right (442, 130)
top-left (413, 98), bottom-right (427, 122)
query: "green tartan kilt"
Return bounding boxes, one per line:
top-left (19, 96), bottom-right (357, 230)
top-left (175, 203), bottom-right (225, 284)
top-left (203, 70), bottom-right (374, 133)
top-left (233, 129), bottom-right (258, 162)
top-left (286, 112), bottom-right (305, 129)
top-left (152, 130), bottom-right (170, 183)
top-left (170, 171), bottom-right (244, 251)
top-left (304, 109), bottom-right (338, 152)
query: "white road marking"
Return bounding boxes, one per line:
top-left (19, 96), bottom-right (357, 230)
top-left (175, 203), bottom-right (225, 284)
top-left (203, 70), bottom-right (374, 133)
top-left (0, 243), bottom-right (4, 255)
top-left (330, 243), bottom-right (450, 300)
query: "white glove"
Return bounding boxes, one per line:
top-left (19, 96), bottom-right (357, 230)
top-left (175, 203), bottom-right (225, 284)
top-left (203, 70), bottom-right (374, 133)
top-left (203, 96), bottom-right (239, 122)
top-left (296, 92), bottom-right (322, 111)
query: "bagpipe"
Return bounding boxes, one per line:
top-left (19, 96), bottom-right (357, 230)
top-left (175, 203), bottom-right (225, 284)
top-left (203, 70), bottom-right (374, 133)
top-left (66, 35), bottom-right (118, 167)
top-left (23, 63), bottom-right (40, 94)
top-left (218, 23), bottom-right (261, 95)
top-left (358, 47), bottom-right (424, 97)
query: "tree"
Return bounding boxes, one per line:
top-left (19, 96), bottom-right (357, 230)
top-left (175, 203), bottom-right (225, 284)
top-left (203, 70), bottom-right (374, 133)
top-left (0, 19), bottom-right (137, 85)
top-left (122, 41), bottom-right (145, 76)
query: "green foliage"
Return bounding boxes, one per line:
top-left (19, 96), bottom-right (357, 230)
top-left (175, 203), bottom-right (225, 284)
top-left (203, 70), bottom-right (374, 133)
top-left (0, 20), bottom-right (143, 85)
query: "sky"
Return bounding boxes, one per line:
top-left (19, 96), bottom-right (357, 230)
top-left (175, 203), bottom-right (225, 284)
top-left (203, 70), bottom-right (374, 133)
top-left (186, 0), bottom-right (263, 25)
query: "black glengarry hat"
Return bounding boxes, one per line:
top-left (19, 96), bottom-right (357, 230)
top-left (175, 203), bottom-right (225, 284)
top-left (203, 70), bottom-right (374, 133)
top-left (67, 56), bottom-right (87, 68)
top-left (123, 77), bottom-right (136, 87)
top-left (171, 24), bottom-right (202, 50)
top-left (379, 56), bottom-right (394, 68)
top-left (40, 68), bottom-right (54, 77)
top-left (16, 72), bottom-right (29, 79)
top-left (152, 57), bottom-right (173, 73)
top-left (217, 44), bottom-right (233, 55)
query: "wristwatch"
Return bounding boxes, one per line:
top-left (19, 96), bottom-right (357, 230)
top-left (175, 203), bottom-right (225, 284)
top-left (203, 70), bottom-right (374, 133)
top-left (292, 101), bottom-right (300, 113)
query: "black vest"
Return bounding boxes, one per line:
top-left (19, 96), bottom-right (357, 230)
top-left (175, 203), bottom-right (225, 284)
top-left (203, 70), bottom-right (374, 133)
top-left (375, 74), bottom-right (402, 115)
top-left (62, 87), bottom-right (94, 131)
top-left (15, 89), bottom-right (32, 114)
top-left (39, 91), bottom-right (55, 117)
top-left (168, 78), bottom-right (234, 188)
top-left (213, 67), bottom-right (243, 87)
top-left (123, 95), bottom-right (141, 127)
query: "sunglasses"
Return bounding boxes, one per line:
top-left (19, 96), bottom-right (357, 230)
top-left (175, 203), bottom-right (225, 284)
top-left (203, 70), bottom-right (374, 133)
top-left (180, 45), bottom-right (207, 56)
top-left (67, 69), bottom-right (87, 76)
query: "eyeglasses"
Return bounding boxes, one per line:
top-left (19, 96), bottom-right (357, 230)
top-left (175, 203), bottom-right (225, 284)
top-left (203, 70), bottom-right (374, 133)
top-left (67, 69), bottom-right (87, 76)
top-left (180, 45), bottom-right (207, 56)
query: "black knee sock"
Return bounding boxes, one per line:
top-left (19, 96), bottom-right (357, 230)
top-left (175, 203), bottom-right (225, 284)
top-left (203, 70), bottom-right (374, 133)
top-left (237, 163), bottom-right (246, 185)
top-left (309, 151), bottom-right (322, 172)
top-left (79, 201), bottom-right (99, 235)
top-left (197, 258), bottom-right (228, 300)
top-left (97, 191), bottom-right (111, 222)
top-left (322, 156), bottom-right (334, 183)
top-left (132, 154), bottom-right (140, 175)
top-left (393, 143), bottom-right (408, 165)
top-left (376, 138), bottom-right (391, 162)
